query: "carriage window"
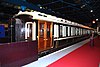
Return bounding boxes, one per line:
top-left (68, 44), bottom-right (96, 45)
top-left (78, 28), bottom-right (80, 35)
top-left (74, 28), bottom-right (76, 35)
top-left (66, 27), bottom-right (68, 36)
top-left (71, 27), bottom-right (75, 36)
top-left (47, 23), bottom-right (50, 37)
top-left (88, 30), bottom-right (90, 34)
top-left (40, 23), bottom-right (44, 37)
top-left (72, 27), bottom-right (76, 36)
top-left (82, 29), bottom-right (83, 35)
top-left (76, 28), bottom-right (79, 35)
top-left (71, 27), bottom-right (74, 36)
top-left (81, 29), bottom-right (82, 35)
top-left (83, 29), bottom-right (85, 35)
top-left (54, 24), bottom-right (59, 38)
top-left (63, 26), bottom-right (66, 37)
top-left (68, 26), bottom-right (71, 36)
top-left (60, 25), bottom-right (67, 37)
top-left (25, 22), bottom-right (36, 41)
top-left (60, 25), bottom-right (63, 37)
top-left (15, 19), bottom-right (25, 42)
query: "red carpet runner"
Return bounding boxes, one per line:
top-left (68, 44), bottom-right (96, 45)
top-left (47, 37), bottom-right (100, 67)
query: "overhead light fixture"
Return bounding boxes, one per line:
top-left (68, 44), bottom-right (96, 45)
top-left (90, 10), bottom-right (93, 12)
top-left (40, 7), bottom-right (42, 9)
top-left (96, 19), bottom-right (98, 21)
top-left (81, 5), bottom-right (85, 8)
top-left (92, 20), bottom-right (95, 23)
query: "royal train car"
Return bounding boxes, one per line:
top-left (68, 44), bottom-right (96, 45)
top-left (0, 11), bottom-right (96, 66)
top-left (12, 11), bottom-right (96, 54)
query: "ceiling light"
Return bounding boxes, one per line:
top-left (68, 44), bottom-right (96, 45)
top-left (81, 5), bottom-right (85, 8)
top-left (92, 20), bottom-right (95, 23)
top-left (40, 7), bottom-right (42, 9)
top-left (96, 19), bottom-right (98, 21)
top-left (90, 10), bottom-right (93, 12)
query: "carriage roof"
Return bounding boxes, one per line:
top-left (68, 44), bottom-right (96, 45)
top-left (14, 11), bottom-right (94, 30)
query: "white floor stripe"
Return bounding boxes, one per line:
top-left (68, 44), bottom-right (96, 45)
top-left (22, 39), bottom-right (90, 67)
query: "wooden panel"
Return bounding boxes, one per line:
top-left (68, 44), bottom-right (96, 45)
top-left (38, 21), bottom-right (45, 52)
top-left (38, 37), bottom-right (45, 52)
top-left (46, 22), bottom-right (52, 49)
top-left (38, 21), bottom-right (53, 52)
top-left (46, 38), bottom-right (51, 49)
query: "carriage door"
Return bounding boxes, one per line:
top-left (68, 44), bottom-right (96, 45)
top-left (25, 22), bottom-right (36, 41)
top-left (38, 21), bottom-right (52, 52)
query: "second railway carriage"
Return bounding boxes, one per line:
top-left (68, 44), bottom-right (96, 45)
top-left (12, 11), bottom-right (94, 54)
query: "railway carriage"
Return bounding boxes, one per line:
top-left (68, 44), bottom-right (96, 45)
top-left (12, 11), bottom-right (94, 53)
top-left (0, 11), bottom-right (96, 66)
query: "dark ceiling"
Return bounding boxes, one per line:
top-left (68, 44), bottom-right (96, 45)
top-left (27, 0), bottom-right (100, 26)
top-left (0, 0), bottom-right (100, 27)
top-left (0, 1), bottom-right (19, 23)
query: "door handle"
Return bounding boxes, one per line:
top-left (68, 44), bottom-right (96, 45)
top-left (44, 39), bottom-right (48, 40)
top-left (46, 39), bottom-right (48, 40)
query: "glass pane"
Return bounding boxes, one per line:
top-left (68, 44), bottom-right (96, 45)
top-left (68, 26), bottom-right (71, 36)
top-left (40, 23), bottom-right (44, 37)
top-left (47, 23), bottom-right (50, 37)
top-left (54, 24), bottom-right (59, 38)
top-left (63, 26), bottom-right (66, 37)
top-left (29, 24), bottom-right (32, 37)
top-left (60, 25), bottom-right (63, 37)
top-left (27, 24), bottom-right (32, 41)
top-left (66, 27), bottom-right (68, 36)
top-left (15, 23), bottom-right (25, 42)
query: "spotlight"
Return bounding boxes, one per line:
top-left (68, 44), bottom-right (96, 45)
top-left (90, 10), bottom-right (93, 12)
top-left (92, 20), bottom-right (95, 23)
top-left (96, 19), bottom-right (98, 21)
